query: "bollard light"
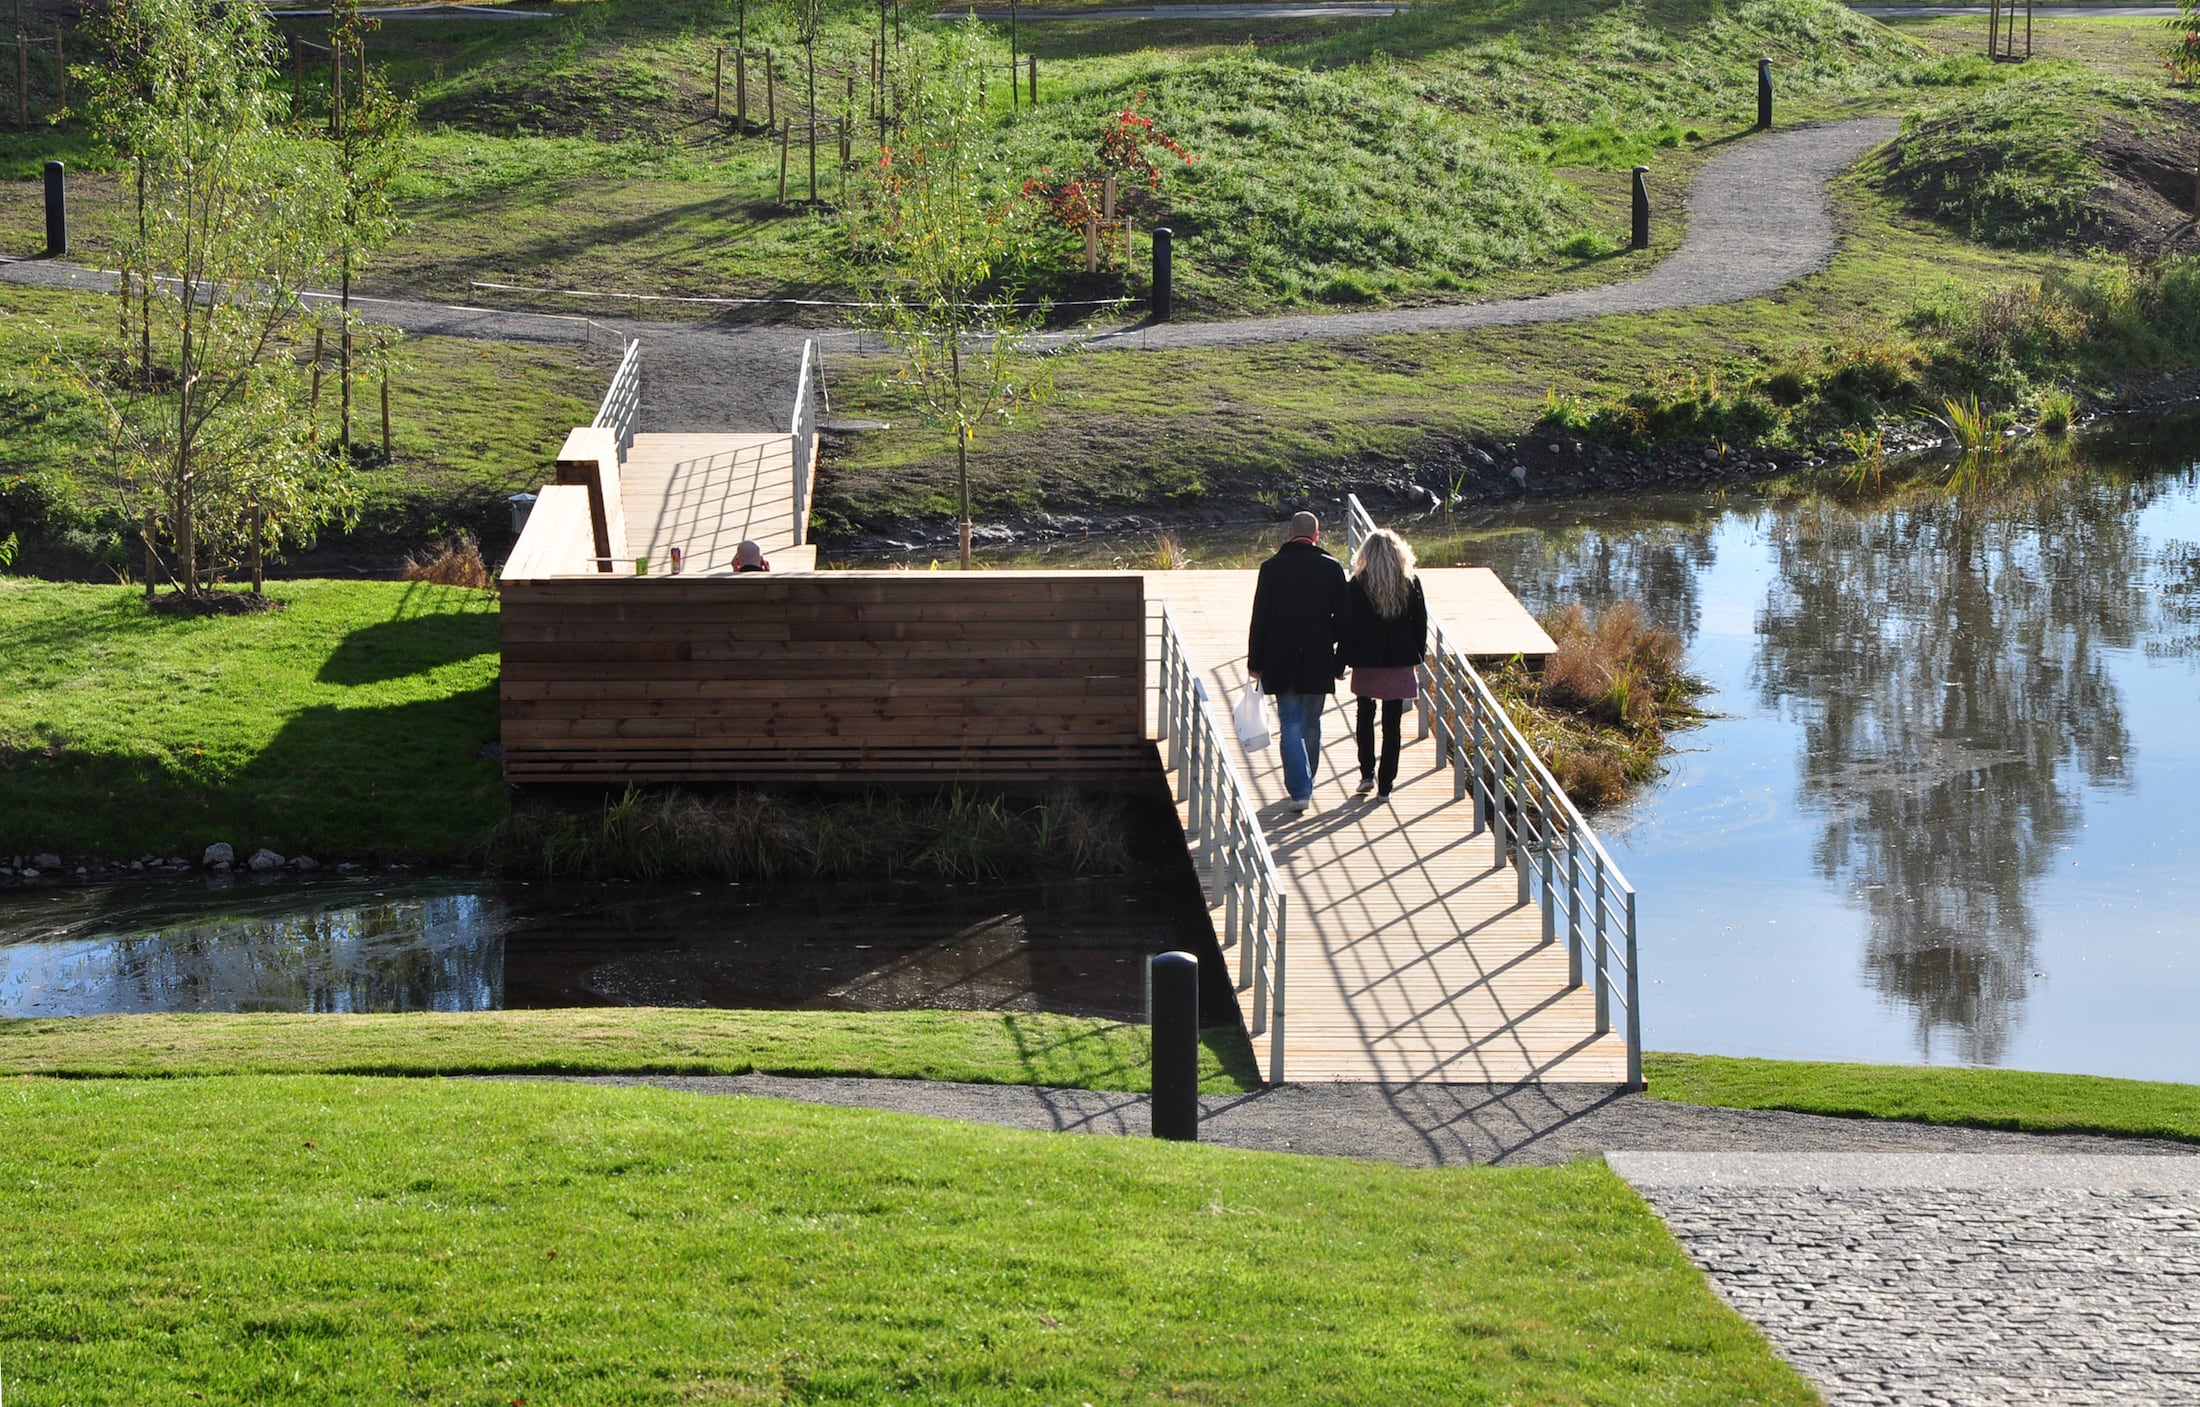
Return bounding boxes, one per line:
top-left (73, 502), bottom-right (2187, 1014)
top-left (1151, 226), bottom-right (1174, 323)
top-left (1149, 950), bottom-right (1200, 1141)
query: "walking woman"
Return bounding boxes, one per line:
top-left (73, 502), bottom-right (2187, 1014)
top-left (1342, 527), bottom-right (1428, 800)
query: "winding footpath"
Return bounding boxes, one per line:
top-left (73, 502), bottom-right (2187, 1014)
top-left (2, 119), bottom-right (1897, 428)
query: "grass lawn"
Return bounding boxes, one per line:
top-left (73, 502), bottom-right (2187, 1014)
top-left (0, 280), bottom-right (604, 558)
top-left (0, 1073), bottom-right (1816, 1404)
top-left (0, 1008), bottom-right (1263, 1093)
top-left (0, 579), bottom-right (503, 861)
top-left (1646, 1052), bottom-right (2200, 1144)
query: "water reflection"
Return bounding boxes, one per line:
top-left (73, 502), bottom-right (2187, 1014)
top-left (1755, 480), bottom-right (2151, 1062)
top-left (0, 871), bottom-right (1237, 1024)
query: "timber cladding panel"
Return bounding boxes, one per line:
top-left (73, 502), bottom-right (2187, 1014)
top-left (499, 573), bottom-right (1148, 782)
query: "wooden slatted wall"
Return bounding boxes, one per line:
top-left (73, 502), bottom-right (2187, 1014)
top-left (500, 573), bottom-right (1148, 782)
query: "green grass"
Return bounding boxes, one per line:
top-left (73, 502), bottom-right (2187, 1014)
top-left (0, 580), bottom-right (503, 860)
top-left (0, 1073), bottom-right (1816, 1403)
top-left (0, 280), bottom-right (603, 559)
top-left (1646, 1051), bottom-right (2200, 1144)
top-left (0, 1008), bottom-right (1260, 1092)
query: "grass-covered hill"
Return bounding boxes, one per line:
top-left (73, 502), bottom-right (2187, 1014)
top-left (2, 0), bottom-right (1932, 316)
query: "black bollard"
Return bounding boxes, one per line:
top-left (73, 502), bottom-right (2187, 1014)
top-left (1151, 225), bottom-right (1174, 323)
top-left (43, 161), bottom-right (65, 258)
top-left (1757, 58), bottom-right (1773, 131)
top-left (1631, 166), bottom-right (1650, 251)
top-left (1149, 950), bottom-right (1199, 1141)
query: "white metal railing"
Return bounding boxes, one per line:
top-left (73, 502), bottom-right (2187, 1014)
top-left (1153, 601), bottom-right (1288, 1081)
top-left (592, 338), bottom-right (642, 460)
top-left (1344, 493), bottom-right (1643, 1085)
top-left (789, 338), bottom-right (827, 546)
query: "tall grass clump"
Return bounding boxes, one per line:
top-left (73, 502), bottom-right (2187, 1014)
top-left (488, 785), bottom-right (1134, 883)
top-left (401, 532), bottom-right (491, 587)
top-left (2035, 386), bottom-right (2077, 435)
top-left (1486, 601), bottom-right (1707, 807)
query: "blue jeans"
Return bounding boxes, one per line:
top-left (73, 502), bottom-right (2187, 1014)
top-left (1274, 691), bottom-right (1327, 802)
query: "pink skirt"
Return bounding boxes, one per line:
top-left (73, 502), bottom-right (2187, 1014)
top-left (1350, 665), bottom-right (1419, 700)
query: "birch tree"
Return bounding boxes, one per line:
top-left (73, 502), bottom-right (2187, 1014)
top-left (81, 0), bottom-right (351, 598)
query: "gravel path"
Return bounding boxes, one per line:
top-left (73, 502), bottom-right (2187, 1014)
top-left (1, 119), bottom-right (1897, 431)
top-left (1609, 1152), bottom-right (2200, 1406)
top-left (520, 1073), bottom-right (2200, 1168)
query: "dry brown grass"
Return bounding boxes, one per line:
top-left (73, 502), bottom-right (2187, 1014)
top-left (402, 533), bottom-right (491, 588)
top-left (1488, 600), bottom-right (1705, 809)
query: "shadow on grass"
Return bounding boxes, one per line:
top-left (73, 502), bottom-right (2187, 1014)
top-left (0, 687), bottom-right (503, 860)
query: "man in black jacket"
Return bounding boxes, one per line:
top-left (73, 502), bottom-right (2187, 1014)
top-left (1247, 511), bottom-right (1350, 814)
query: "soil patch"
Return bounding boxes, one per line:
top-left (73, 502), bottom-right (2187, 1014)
top-left (144, 589), bottom-right (289, 617)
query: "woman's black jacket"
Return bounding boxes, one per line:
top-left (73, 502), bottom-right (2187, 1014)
top-left (1340, 576), bottom-right (1429, 670)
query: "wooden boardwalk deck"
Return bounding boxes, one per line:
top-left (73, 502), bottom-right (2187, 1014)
top-left (619, 433), bottom-right (811, 572)
top-left (1143, 570), bottom-right (1629, 1085)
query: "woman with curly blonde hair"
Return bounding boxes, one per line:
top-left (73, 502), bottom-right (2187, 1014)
top-left (1340, 527), bottom-right (1428, 799)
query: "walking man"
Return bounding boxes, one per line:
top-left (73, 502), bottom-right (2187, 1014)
top-left (1247, 511), bottom-right (1349, 815)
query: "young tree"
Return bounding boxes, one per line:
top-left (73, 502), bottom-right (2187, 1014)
top-left (80, 0), bottom-right (351, 598)
top-left (854, 23), bottom-right (1050, 569)
top-left (324, 0), bottom-right (413, 455)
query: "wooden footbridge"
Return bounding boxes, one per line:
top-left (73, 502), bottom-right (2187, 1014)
top-left (501, 343), bottom-right (1642, 1087)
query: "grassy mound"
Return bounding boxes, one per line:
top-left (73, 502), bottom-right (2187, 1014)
top-left (1648, 1051), bottom-right (2200, 1143)
top-left (0, 580), bottom-right (503, 860)
top-left (1882, 72), bottom-right (2200, 250)
top-left (0, 1074), bottom-right (1817, 1403)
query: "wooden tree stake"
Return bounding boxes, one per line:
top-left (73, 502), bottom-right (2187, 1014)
top-left (737, 49), bottom-right (747, 126)
top-left (779, 117), bottom-right (790, 204)
top-left (713, 45), bottom-right (723, 118)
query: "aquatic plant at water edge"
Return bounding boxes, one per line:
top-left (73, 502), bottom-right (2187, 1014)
top-left (488, 785), bottom-right (1134, 883)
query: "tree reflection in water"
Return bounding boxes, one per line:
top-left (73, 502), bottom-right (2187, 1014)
top-left (1755, 473), bottom-right (2153, 1063)
top-left (1450, 511), bottom-right (1722, 643)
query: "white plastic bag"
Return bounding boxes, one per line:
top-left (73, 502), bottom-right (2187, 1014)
top-left (1233, 682), bottom-right (1273, 751)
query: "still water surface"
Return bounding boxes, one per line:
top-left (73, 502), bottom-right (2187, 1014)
top-left (0, 873), bottom-right (1234, 1024)
top-left (1445, 428), bottom-right (2200, 1083)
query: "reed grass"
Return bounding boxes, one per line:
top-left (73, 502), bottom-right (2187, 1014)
top-left (400, 532), bottom-right (491, 587)
top-left (1487, 601), bottom-right (1708, 808)
top-left (488, 784), bottom-right (1135, 883)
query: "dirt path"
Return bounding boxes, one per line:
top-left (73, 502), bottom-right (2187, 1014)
top-left (0, 119), bottom-right (1898, 432)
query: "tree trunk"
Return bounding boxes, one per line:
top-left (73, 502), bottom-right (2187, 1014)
top-left (340, 260), bottom-right (352, 453)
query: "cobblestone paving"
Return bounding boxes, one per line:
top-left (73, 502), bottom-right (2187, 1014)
top-left (1607, 1153), bottom-right (2200, 1406)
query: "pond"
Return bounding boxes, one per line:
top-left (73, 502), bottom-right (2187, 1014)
top-left (0, 866), bottom-right (1241, 1026)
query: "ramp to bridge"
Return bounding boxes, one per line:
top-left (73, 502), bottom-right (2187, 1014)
top-left (1145, 569), bottom-right (1631, 1085)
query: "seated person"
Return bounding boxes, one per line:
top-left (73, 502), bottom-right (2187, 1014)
top-left (732, 540), bottom-right (770, 573)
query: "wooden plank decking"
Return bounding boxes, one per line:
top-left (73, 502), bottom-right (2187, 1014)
top-left (1143, 570), bottom-right (1626, 1085)
top-left (619, 432), bottom-right (806, 572)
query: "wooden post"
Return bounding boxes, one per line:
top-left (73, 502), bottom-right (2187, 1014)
top-left (1103, 173), bottom-right (1116, 220)
top-left (778, 116), bottom-right (790, 204)
top-left (766, 49), bottom-right (775, 127)
top-left (713, 45), bottom-right (723, 118)
top-left (1028, 54), bottom-right (1036, 106)
top-left (330, 40), bottom-right (342, 135)
top-left (1084, 214), bottom-right (1097, 274)
top-left (309, 326), bottom-right (324, 424)
top-left (736, 48), bottom-right (747, 126)
top-left (839, 114), bottom-right (849, 169)
top-left (143, 507), bottom-right (156, 600)
top-left (18, 34), bottom-right (28, 127)
top-left (1987, 0), bottom-right (1999, 56)
top-left (806, 43), bottom-right (817, 202)
top-left (291, 36), bottom-right (303, 118)
top-left (380, 363), bottom-right (392, 459)
top-left (249, 504), bottom-right (263, 596)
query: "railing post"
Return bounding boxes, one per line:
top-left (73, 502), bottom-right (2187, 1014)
top-left (1624, 888), bottom-right (1642, 1088)
top-left (1566, 829), bottom-right (1585, 986)
top-left (1593, 860), bottom-right (1611, 1035)
top-left (1539, 799), bottom-right (1557, 947)
top-left (1269, 893), bottom-right (1287, 1083)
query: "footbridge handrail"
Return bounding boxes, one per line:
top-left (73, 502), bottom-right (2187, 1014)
top-left (592, 338), bottom-right (642, 461)
top-left (1344, 494), bottom-right (1643, 1086)
top-left (789, 338), bottom-right (827, 546)
top-left (1154, 600), bottom-right (1287, 1082)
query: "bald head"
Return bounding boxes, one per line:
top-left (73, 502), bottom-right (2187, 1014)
top-left (1286, 511), bottom-right (1320, 543)
top-left (733, 540), bottom-right (765, 567)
